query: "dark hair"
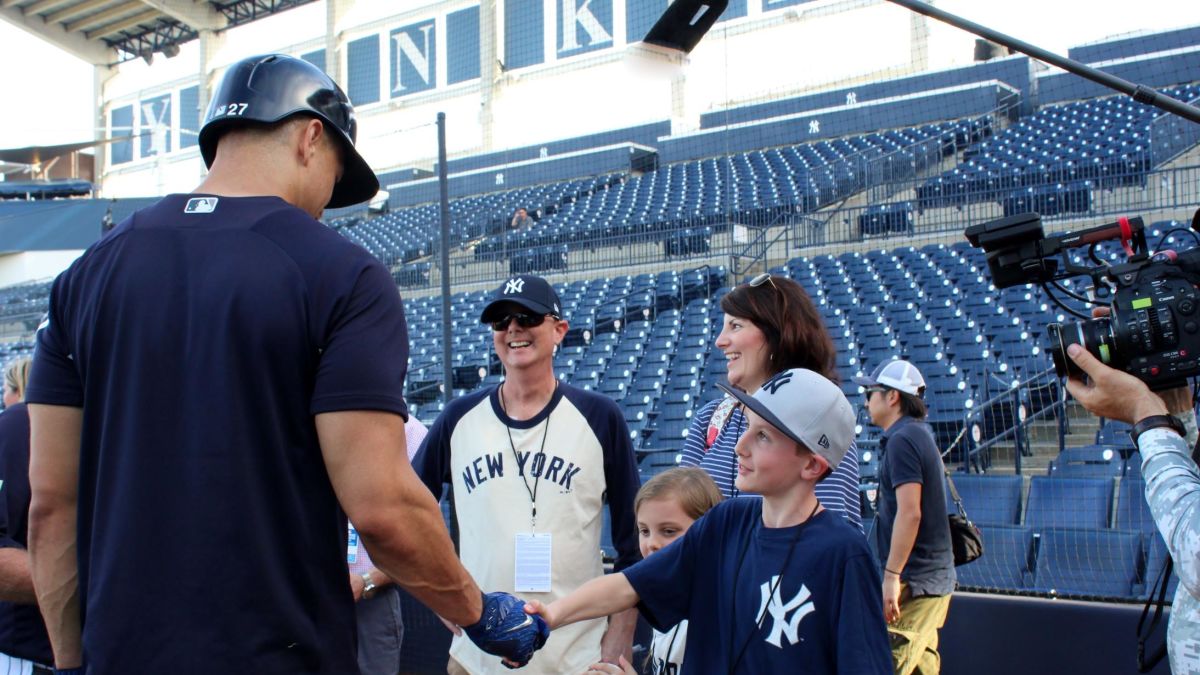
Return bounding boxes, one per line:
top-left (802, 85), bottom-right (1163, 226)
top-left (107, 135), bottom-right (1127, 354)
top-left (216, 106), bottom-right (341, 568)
top-left (720, 275), bottom-right (838, 383)
top-left (897, 391), bottom-right (928, 420)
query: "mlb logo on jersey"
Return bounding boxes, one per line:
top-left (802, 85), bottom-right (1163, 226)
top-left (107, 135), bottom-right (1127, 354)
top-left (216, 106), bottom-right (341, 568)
top-left (184, 197), bottom-right (219, 214)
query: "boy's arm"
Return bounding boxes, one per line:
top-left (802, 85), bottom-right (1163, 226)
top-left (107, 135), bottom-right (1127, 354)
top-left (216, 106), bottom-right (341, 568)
top-left (525, 572), bottom-right (639, 630)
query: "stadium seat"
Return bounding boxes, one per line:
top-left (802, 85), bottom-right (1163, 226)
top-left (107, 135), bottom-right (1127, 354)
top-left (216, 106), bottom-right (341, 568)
top-left (1032, 528), bottom-right (1142, 599)
top-left (1024, 477), bottom-right (1114, 530)
top-left (1047, 445), bottom-right (1125, 478)
top-left (956, 525), bottom-right (1035, 592)
top-left (943, 474), bottom-right (1023, 527)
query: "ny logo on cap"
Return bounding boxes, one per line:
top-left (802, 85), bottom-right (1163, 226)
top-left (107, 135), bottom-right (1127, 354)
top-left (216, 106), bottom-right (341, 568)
top-left (761, 371), bottom-right (793, 395)
top-left (504, 278), bottom-right (525, 295)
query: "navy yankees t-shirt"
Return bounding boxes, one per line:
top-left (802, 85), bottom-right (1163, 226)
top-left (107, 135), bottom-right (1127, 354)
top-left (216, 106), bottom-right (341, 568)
top-left (25, 195), bottom-right (409, 674)
top-left (0, 403), bottom-right (52, 665)
top-left (624, 499), bottom-right (892, 674)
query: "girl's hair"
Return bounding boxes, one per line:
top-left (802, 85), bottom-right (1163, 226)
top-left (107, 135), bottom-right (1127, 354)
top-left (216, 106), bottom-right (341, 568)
top-left (5, 357), bottom-right (31, 402)
top-left (719, 275), bottom-right (839, 383)
top-left (635, 467), bottom-right (723, 520)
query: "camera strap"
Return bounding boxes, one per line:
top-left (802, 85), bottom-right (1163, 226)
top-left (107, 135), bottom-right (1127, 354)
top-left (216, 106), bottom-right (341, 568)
top-left (1136, 556), bottom-right (1172, 672)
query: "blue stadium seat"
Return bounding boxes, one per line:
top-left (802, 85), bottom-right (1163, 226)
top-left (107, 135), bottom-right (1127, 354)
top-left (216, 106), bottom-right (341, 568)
top-left (1047, 445), bottom-right (1125, 478)
top-left (1115, 478), bottom-right (1154, 533)
top-left (956, 525), bottom-right (1035, 591)
top-left (944, 475), bottom-right (1023, 527)
top-left (1032, 528), bottom-right (1142, 599)
top-left (1025, 477), bottom-right (1114, 530)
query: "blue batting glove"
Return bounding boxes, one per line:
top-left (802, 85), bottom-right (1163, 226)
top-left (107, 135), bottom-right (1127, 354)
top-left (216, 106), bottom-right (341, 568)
top-left (463, 591), bottom-right (550, 668)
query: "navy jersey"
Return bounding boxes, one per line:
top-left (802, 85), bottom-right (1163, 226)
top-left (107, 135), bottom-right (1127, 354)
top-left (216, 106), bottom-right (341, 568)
top-left (413, 382), bottom-right (641, 674)
top-left (625, 499), bottom-right (892, 675)
top-left (876, 416), bottom-right (955, 596)
top-left (25, 195), bottom-right (409, 675)
top-left (0, 403), bottom-right (52, 665)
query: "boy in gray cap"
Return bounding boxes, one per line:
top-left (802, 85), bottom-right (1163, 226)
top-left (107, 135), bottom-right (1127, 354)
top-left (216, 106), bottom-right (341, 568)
top-left (524, 368), bottom-right (892, 674)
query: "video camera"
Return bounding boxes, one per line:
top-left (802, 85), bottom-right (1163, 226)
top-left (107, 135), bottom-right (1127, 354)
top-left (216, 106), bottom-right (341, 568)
top-left (965, 210), bottom-right (1200, 390)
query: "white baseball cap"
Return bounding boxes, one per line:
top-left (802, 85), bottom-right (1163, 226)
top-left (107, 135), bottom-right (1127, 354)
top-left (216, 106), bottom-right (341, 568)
top-left (718, 369), bottom-right (855, 470)
top-left (852, 359), bottom-right (926, 397)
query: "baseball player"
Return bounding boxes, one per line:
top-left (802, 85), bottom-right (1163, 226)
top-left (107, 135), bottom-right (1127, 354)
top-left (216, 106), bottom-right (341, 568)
top-left (25, 54), bottom-right (546, 675)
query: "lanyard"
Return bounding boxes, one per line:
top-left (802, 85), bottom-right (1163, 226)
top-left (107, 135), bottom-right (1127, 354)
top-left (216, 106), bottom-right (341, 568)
top-left (728, 500), bottom-right (820, 673)
top-left (500, 381), bottom-right (554, 529)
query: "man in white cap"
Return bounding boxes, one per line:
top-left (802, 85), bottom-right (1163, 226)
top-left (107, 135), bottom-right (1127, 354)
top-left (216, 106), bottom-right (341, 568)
top-left (855, 359), bottom-right (955, 675)
top-left (522, 368), bottom-right (892, 674)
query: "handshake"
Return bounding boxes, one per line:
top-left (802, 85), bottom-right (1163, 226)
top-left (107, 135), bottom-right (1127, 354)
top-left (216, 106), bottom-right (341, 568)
top-left (462, 591), bottom-right (551, 669)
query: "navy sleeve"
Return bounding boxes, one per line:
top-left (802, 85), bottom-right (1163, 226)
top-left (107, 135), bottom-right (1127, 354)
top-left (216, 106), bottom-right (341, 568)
top-left (411, 408), bottom-right (454, 501)
top-left (836, 552), bottom-right (892, 674)
top-left (310, 260), bottom-right (409, 418)
top-left (678, 398), bottom-right (718, 468)
top-left (0, 463), bottom-right (12, 549)
top-left (624, 507), bottom-right (712, 631)
top-left (886, 430), bottom-right (925, 489)
top-left (0, 408), bottom-right (30, 551)
top-left (26, 272), bottom-right (83, 407)
top-left (599, 399), bottom-right (642, 572)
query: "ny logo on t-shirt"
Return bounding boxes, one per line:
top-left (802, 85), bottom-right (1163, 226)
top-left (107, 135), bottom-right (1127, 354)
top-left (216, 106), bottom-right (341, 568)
top-left (756, 577), bottom-right (814, 648)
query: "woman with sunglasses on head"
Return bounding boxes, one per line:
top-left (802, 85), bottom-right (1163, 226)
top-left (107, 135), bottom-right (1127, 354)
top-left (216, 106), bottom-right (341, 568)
top-left (679, 274), bottom-right (863, 531)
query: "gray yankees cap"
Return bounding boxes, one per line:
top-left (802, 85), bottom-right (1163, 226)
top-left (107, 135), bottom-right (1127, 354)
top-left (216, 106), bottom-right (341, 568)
top-left (718, 369), bottom-right (855, 470)
top-left (852, 359), bottom-right (926, 397)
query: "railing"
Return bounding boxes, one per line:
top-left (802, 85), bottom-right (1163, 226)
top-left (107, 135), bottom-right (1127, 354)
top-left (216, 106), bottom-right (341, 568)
top-left (951, 366), bottom-right (1069, 474)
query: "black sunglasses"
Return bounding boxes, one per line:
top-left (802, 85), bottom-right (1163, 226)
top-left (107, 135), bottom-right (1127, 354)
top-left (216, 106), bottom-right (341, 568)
top-left (748, 273), bottom-right (779, 290)
top-left (490, 313), bottom-right (556, 332)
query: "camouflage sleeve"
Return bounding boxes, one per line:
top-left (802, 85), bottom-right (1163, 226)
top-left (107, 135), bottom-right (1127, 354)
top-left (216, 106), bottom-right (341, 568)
top-left (1140, 410), bottom-right (1200, 599)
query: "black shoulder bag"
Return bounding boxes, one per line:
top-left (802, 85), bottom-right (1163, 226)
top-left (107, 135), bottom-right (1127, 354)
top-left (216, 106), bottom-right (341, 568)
top-left (944, 470), bottom-right (984, 566)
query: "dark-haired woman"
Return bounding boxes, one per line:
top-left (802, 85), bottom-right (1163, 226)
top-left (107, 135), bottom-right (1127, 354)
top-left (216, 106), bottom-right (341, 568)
top-left (679, 275), bottom-right (862, 530)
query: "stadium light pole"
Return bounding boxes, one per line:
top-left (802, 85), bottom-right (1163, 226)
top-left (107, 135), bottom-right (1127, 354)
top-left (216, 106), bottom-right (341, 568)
top-left (437, 112), bottom-right (453, 405)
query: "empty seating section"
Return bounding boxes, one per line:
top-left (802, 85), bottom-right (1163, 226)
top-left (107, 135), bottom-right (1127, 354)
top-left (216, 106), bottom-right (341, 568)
top-left (916, 84), bottom-right (1200, 213)
top-left (327, 117), bottom-right (986, 272)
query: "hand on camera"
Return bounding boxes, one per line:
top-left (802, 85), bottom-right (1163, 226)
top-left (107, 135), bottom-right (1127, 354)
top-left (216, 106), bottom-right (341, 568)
top-left (1064, 344), bottom-right (1167, 424)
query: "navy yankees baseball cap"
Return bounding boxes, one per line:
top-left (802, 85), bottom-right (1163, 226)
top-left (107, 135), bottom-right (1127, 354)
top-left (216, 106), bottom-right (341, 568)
top-left (480, 275), bottom-right (563, 323)
top-left (718, 368), bottom-right (855, 470)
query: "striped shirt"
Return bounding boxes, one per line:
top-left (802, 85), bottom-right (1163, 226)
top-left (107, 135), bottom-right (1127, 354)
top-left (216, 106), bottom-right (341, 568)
top-left (679, 396), bottom-right (863, 532)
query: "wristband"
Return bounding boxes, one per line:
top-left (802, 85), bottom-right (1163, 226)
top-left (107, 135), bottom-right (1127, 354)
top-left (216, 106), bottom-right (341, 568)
top-left (1130, 414), bottom-right (1186, 447)
top-left (884, 567), bottom-right (902, 577)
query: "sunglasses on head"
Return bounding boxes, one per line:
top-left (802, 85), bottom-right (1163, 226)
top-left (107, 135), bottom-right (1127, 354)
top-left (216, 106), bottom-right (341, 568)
top-left (490, 312), bottom-right (556, 332)
top-left (748, 273), bottom-right (779, 290)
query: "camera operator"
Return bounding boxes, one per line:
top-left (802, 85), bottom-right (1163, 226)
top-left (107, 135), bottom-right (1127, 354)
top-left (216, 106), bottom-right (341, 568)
top-left (1064, 342), bottom-right (1200, 673)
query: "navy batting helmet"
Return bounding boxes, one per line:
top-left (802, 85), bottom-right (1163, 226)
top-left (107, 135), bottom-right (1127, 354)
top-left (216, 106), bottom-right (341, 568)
top-left (198, 54), bottom-right (379, 209)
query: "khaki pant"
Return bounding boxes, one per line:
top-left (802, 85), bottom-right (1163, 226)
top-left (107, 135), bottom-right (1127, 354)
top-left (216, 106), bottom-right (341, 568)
top-left (888, 584), bottom-right (951, 675)
top-left (447, 656), bottom-right (470, 675)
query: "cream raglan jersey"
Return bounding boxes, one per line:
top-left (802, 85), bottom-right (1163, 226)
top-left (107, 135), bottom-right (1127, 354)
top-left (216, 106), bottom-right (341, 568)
top-left (414, 383), bottom-right (641, 674)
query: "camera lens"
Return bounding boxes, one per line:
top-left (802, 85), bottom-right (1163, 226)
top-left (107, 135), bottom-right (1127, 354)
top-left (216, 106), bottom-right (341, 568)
top-left (1048, 318), bottom-right (1118, 378)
